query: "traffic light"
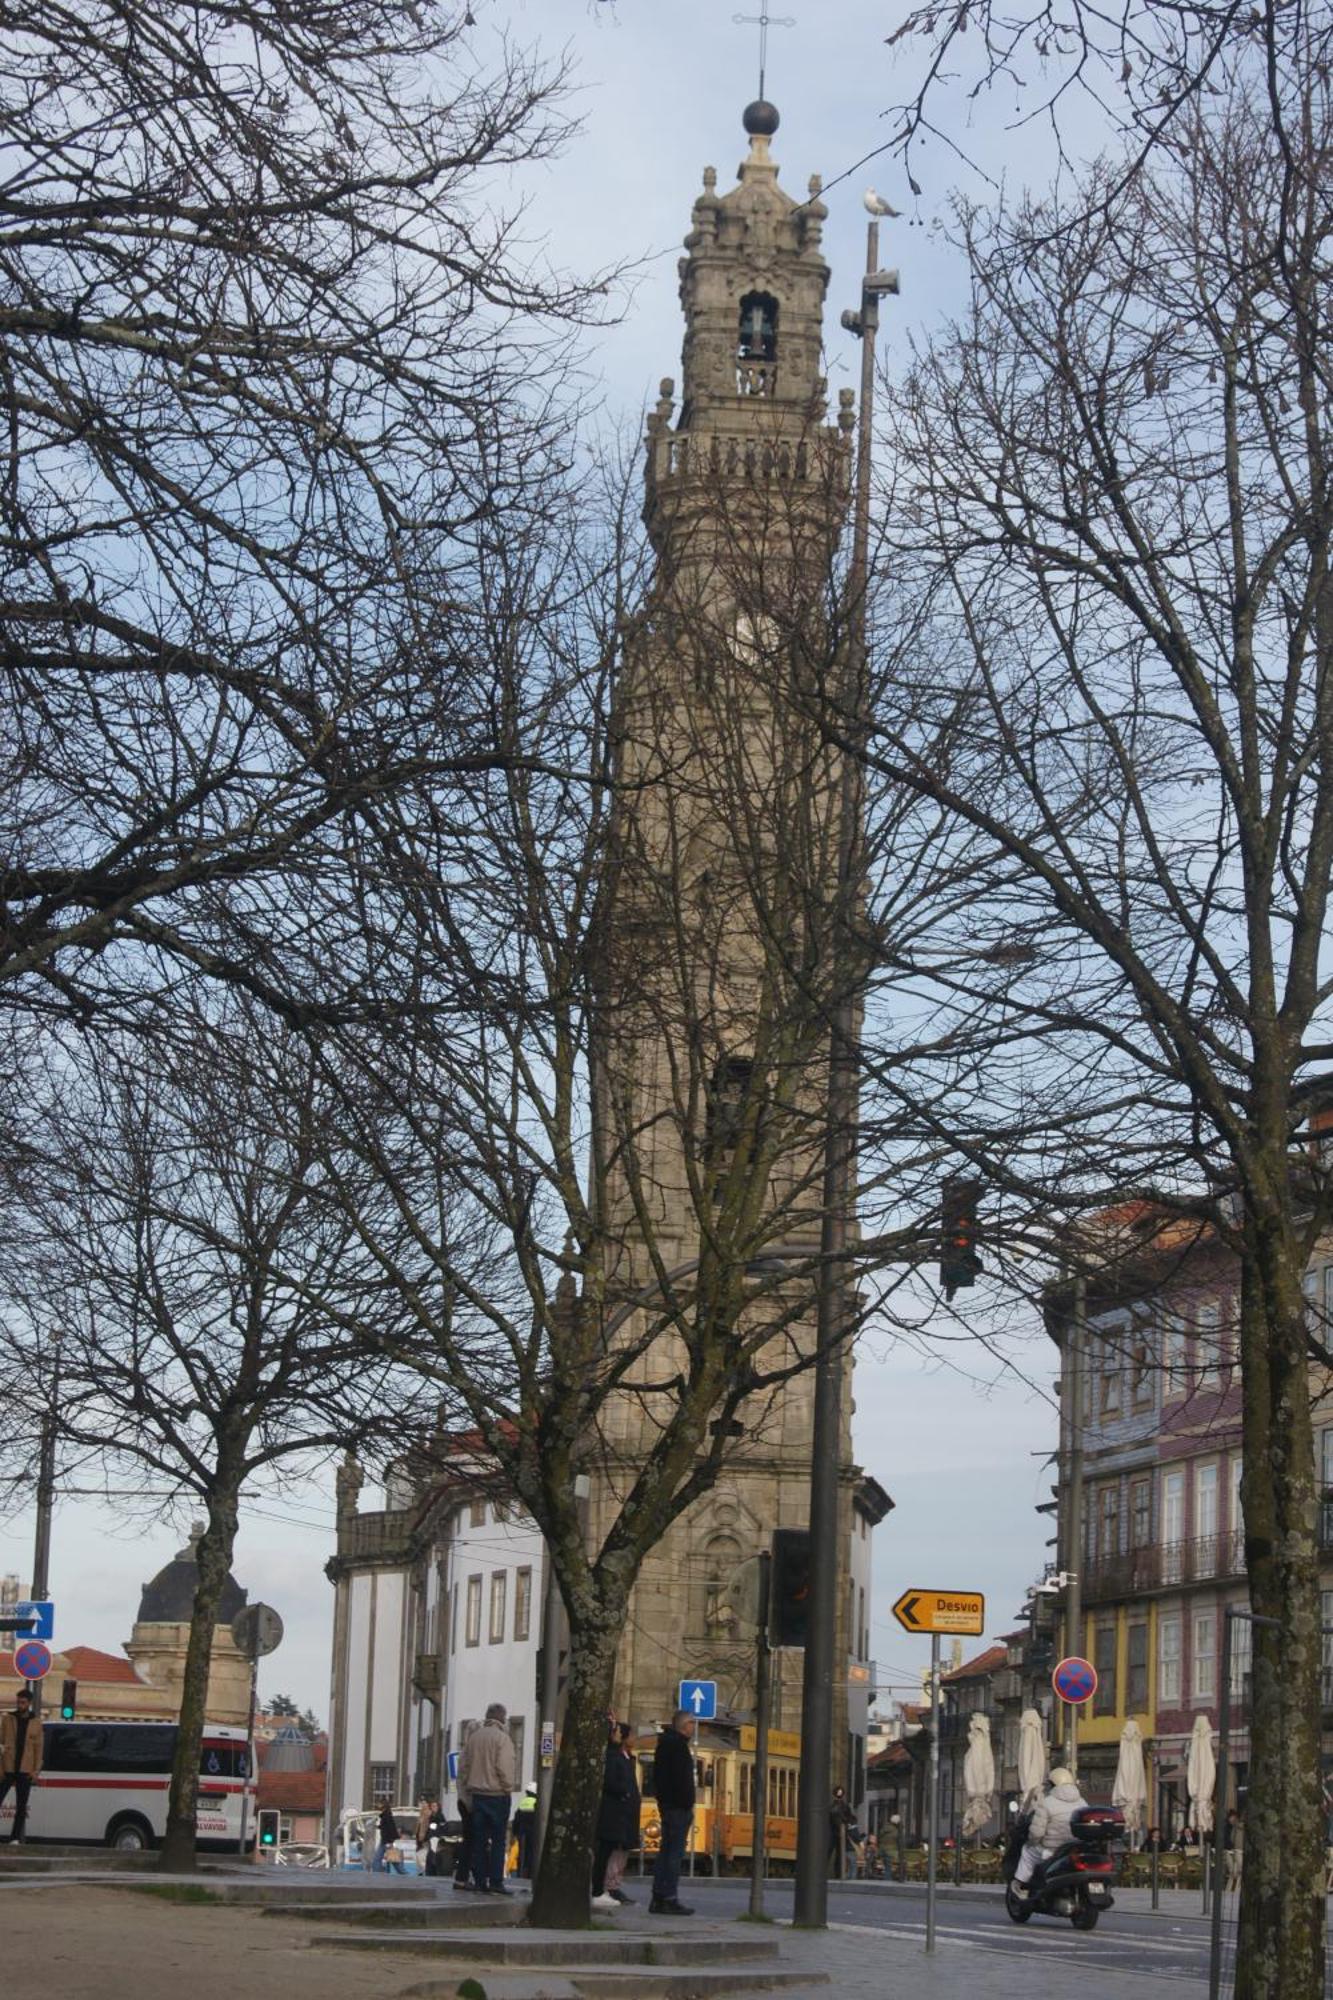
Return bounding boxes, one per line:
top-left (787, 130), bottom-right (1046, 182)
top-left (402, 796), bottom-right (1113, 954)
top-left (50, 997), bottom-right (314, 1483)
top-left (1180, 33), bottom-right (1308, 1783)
top-left (258, 1808), bottom-right (281, 1851)
top-left (940, 1178), bottom-right (982, 1300)
top-left (771, 1527), bottom-right (812, 1648)
top-left (59, 1679), bottom-right (76, 1720)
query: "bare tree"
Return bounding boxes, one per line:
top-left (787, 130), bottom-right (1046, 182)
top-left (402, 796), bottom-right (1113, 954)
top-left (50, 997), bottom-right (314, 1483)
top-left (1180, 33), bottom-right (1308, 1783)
top-left (6, 1000), bottom-right (432, 1870)
top-left (873, 0), bottom-right (1321, 224)
top-left (858, 49), bottom-right (1333, 1997)
top-left (0, 0), bottom-right (610, 1069)
top-left (293, 426), bottom-right (982, 1921)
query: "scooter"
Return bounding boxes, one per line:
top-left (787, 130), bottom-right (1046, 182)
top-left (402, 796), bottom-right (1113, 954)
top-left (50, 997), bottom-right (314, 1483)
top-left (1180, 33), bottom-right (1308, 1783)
top-left (1002, 1804), bottom-right (1124, 1931)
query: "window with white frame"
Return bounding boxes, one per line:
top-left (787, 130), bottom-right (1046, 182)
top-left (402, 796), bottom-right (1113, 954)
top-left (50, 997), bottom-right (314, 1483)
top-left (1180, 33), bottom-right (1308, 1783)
top-left (1193, 1611), bottom-right (1216, 1700)
top-left (1196, 1302), bottom-right (1221, 1383)
top-left (1162, 1468), bottom-right (1185, 1578)
top-left (1229, 1457), bottom-right (1244, 1554)
top-left (514, 1566), bottom-right (532, 1642)
top-left (1196, 1462), bottom-right (1219, 1551)
top-left (489, 1570), bottom-right (507, 1643)
top-left (1101, 1358), bottom-right (1122, 1418)
top-left (1163, 1313), bottom-right (1189, 1390)
top-left (369, 1762), bottom-right (397, 1802)
top-left (465, 1573), bottom-right (482, 1646)
top-left (1228, 1609), bottom-right (1252, 1700)
top-left (1159, 1612), bottom-right (1181, 1704)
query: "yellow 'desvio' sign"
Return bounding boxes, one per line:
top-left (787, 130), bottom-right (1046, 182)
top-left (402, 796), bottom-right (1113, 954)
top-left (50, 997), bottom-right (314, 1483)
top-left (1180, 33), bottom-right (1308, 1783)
top-left (892, 1588), bottom-right (985, 1636)
top-left (739, 1726), bottom-right (801, 1758)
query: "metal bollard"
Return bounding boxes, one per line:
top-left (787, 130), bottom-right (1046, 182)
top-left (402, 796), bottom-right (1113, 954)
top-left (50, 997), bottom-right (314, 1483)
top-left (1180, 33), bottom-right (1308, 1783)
top-left (1151, 1842), bottom-right (1160, 1912)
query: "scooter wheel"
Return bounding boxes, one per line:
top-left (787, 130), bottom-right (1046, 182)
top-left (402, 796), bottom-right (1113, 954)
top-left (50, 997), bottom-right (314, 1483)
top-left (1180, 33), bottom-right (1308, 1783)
top-left (1005, 1886), bottom-right (1033, 1924)
top-left (1071, 1905), bottom-right (1099, 1931)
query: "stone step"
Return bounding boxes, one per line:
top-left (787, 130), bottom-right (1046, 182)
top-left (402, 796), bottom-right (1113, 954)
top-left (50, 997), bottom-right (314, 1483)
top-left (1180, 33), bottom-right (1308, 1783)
top-left (270, 1896), bottom-right (522, 1928)
top-left (313, 1929), bottom-right (773, 1966)
top-left (399, 1972), bottom-right (821, 2000)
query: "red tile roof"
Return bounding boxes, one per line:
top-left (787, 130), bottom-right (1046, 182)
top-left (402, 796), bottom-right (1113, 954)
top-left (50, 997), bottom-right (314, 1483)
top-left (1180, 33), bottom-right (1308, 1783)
top-left (941, 1644), bottom-right (1007, 1682)
top-left (61, 1646), bottom-right (143, 1685)
top-left (258, 1769), bottom-right (327, 1811)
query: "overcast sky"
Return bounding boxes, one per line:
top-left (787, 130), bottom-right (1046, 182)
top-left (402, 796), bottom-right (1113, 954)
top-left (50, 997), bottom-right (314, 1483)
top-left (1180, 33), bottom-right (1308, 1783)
top-left (2, 0), bottom-right (1080, 1722)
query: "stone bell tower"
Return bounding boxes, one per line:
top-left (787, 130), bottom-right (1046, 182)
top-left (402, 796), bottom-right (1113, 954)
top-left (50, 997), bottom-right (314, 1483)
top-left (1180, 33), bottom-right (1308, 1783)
top-left (590, 101), bottom-right (859, 1743)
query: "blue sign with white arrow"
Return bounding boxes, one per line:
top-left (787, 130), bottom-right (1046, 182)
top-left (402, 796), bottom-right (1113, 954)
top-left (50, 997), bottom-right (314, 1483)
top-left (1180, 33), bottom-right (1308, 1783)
top-left (678, 1678), bottom-right (717, 1720)
top-left (12, 1601), bottom-right (53, 1643)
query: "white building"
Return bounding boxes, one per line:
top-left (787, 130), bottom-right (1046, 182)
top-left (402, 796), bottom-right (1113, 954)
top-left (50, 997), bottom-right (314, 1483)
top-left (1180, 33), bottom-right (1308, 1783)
top-left (325, 1449), bottom-right (545, 1815)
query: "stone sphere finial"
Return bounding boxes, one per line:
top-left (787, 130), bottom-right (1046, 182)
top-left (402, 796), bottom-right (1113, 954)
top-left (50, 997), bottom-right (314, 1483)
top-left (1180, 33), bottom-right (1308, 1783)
top-left (742, 99), bottom-right (780, 137)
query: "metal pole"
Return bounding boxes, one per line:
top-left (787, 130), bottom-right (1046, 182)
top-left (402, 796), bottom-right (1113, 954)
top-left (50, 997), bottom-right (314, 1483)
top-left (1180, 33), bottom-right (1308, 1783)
top-left (750, 1554), bottom-right (773, 1919)
top-left (926, 1635), bottom-right (941, 1954)
top-left (793, 211), bottom-right (881, 1936)
top-left (1064, 1275), bottom-right (1087, 1775)
top-left (534, 1545), bottom-right (562, 1866)
top-left (239, 1650), bottom-right (259, 1858)
top-left (29, 1335), bottom-right (59, 1717)
top-left (1208, 1611), bottom-right (1234, 2000)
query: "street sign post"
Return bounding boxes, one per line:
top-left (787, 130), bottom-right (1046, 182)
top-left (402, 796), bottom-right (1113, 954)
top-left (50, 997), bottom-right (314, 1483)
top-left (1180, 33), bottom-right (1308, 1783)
top-left (11, 1601), bottom-right (54, 1643)
top-left (14, 1639), bottom-right (52, 1681)
top-left (678, 1678), bottom-right (717, 1720)
top-left (1052, 1655), bottom-right (1098, 1704)
top-left (892, 1588), bottom-right (985, 1637)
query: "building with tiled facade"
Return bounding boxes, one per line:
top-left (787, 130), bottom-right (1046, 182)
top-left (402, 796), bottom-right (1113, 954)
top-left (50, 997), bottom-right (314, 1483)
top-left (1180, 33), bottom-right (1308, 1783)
top-left (1045, 1211), bottom-right (1261, 1829)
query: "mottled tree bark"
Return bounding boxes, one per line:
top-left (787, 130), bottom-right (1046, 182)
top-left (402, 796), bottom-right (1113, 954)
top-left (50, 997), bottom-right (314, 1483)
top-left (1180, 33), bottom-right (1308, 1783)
top-left (158, 1484), bottom-right (242, 1872)
top-left (528, 1601), bottom-right (622, 1927)
top-left (1236, 1231), bottom-right (1325, 1999)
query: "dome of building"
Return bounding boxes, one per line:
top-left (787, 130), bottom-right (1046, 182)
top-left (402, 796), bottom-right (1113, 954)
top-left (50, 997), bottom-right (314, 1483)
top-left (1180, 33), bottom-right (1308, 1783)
top-left (137, 1524), bottom-right (247, 1627)
top-left (742, 99), bottom-right (780, 137)
top-left (266, 1724), bottom-right (316, 1773)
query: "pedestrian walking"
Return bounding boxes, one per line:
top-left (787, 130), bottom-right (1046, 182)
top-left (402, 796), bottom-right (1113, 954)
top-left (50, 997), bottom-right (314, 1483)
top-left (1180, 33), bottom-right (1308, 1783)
top-left (373, 1800), bottom-right (406, 1873)
top-left (513, 1782), bottom-right (538, 1878)
top-left (0, 1688), bottom-right (43, 1844)
top-left (649, 1710), bottom-right (696, 1915)
top-left (459, 1700), bottom-right (517, 1894)
top-left (592, 1721), bottom-right (641, 1910)
top-left (1221, 1808), bottom-right (1243, 1891)
top-left (417, 1793), bottom-right (449, 1877)
top-left (828, 1785), bottom-right (857, 1878)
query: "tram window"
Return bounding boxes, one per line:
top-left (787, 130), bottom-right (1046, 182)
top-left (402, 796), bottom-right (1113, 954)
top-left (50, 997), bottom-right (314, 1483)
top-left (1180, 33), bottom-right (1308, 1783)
top-left (740, 1762), bottom-right (751, 1813)
top-left (639, 1754), bottom-right (656, 1799)
top-left (697, 1759), bottom-right (712, 1793)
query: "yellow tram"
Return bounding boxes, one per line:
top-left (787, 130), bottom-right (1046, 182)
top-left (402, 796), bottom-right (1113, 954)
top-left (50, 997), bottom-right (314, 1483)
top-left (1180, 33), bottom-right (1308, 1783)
top-left (633, 1724), bottom-right (803, 1874)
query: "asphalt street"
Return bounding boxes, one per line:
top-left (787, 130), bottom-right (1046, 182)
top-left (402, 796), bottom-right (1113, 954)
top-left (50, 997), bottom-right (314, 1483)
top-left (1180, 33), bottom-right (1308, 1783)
top-left (654, 1875), bottom-right (1212, 1986)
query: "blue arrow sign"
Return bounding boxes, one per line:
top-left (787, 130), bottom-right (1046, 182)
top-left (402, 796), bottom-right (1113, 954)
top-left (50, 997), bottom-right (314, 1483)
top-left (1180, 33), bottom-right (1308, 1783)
top-left (678, 1678), bottom-right (716, 1720)
top-left (12, 1601), bottom-right (53, 1643)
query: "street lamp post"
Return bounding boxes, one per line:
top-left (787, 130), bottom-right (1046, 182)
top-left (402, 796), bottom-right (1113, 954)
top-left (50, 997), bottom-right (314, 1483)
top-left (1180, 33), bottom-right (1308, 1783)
top-left (792, 220), bottom-right (898, 1932)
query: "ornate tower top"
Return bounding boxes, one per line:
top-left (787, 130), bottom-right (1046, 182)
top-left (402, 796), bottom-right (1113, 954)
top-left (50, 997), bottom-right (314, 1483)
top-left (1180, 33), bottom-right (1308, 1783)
top-left (675, 102), bottom-right (830, 423)
top-left (643, 105), bottom-right (849, 553)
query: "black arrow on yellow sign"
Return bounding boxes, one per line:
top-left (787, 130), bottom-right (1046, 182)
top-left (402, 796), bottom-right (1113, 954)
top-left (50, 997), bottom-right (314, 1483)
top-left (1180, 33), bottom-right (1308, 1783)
top-left (892, 1587), bottom-right (985, 1636)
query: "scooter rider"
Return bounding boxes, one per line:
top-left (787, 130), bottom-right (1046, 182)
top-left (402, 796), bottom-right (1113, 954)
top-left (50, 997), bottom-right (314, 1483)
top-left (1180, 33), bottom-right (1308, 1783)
top-left (1013, 1767), bottom-right (1087, 1898)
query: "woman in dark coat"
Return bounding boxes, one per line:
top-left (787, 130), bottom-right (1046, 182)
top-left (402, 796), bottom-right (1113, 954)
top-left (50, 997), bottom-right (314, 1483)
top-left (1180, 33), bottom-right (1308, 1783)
top-left (591, 1721), bottom-right (641, 1907)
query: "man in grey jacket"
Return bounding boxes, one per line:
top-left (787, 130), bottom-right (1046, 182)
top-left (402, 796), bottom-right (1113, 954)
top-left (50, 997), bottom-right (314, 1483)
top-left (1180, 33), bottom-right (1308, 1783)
top-left (1013, 1767), bottom-right (1087, 1896)
top-left (460, 1702), bottom-right (518, 1893)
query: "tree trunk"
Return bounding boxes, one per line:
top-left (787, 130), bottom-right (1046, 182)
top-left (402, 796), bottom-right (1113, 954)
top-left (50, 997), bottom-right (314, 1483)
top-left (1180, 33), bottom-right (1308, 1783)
top-left (1236, 1235), bottom-right (1325, 1999)
top-left (157, 1487), bottom-right (243, 1872)
top-left (529, 1606), bottom-right (621, 1927)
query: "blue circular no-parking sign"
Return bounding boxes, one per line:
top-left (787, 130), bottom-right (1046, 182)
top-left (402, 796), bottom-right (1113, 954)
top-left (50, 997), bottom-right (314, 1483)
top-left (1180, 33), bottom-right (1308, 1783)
top-left (1052, 1654), bottom-right (1098, 1704)
top-left (13, 1639), bottom-right (51, 1682)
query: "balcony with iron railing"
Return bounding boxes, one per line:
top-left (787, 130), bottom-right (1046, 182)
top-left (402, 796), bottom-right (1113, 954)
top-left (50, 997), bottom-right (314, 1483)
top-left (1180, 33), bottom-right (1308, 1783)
top-left (1081, 1530), bottom-right (1246, 1603)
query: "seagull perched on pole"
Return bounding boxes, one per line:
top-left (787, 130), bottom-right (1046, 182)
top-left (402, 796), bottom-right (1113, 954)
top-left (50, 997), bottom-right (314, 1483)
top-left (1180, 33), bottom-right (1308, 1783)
top-left (863, 187), bottom-right (902, 217)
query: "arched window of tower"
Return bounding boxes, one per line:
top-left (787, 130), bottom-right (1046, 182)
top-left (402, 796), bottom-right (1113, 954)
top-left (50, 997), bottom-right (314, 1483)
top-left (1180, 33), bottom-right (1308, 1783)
top-left (736, 291), bottom-right (778, 396)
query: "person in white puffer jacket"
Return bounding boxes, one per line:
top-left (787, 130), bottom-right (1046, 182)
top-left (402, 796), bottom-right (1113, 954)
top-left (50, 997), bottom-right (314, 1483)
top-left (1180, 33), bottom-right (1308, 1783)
top-left (1013, 1768), bottom-right (1087, 1894)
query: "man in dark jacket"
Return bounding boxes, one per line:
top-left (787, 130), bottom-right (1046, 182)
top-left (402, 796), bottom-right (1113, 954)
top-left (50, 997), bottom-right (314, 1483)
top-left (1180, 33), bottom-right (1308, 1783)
top-left (650, 1711), bottom-right (696, 1914)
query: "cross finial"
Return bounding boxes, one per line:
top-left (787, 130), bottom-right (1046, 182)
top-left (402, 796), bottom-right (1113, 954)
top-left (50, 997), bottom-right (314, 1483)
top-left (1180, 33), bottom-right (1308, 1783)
top-left (732, 9), bottom-right (795, 102)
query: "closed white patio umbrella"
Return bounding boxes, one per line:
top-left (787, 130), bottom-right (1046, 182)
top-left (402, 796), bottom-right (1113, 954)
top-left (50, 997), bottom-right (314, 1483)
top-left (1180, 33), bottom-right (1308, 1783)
top-left (1017, 1707), bottom-right (1047, 1812)
top-left (1187, 1714), bottom-right (1216, 1834)
top-left (1113, 1718), bottom-right (1147, 1834)
top-left (961, 1712), bottom-right (996, 1837)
